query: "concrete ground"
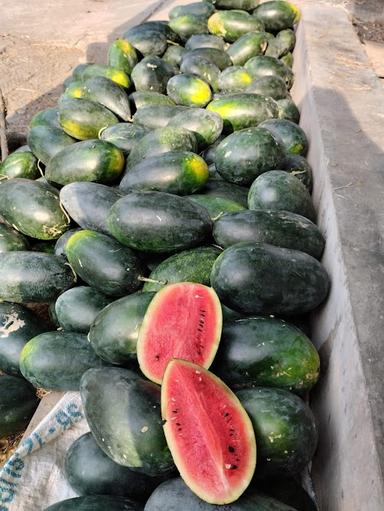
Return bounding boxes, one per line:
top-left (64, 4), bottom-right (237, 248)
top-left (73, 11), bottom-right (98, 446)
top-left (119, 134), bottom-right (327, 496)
top-left (0, 0), bottom-right (383, 147)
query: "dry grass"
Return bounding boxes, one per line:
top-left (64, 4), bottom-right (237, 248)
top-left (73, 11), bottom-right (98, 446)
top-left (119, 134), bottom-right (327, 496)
top-left (0, 432), bottom-right (23, 466)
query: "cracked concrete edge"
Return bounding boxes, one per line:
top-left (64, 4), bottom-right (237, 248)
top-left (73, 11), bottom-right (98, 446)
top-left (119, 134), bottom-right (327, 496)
top-left (292, 1), bottom-right (384, 509)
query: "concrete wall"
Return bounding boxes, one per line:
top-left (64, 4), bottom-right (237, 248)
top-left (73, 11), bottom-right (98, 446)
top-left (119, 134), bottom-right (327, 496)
top-left (292, 2), bottom-right (384, 509)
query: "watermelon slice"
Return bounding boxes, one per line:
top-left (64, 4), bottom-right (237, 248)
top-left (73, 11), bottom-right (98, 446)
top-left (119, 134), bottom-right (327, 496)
top-left (137, 283), bottom-right (222, 384)
top-left (161, 359), bottom-right (256, 505)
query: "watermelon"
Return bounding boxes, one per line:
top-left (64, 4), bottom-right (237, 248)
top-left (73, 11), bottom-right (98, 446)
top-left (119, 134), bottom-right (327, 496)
top-left (161, 360), bottom-right (256, 504)
top-left (188, 194), bottom-right (245, 220)
top-left (107, 192), bottom-right (212, 253)
top-left (247, 171), bottom-right (316, 222)
top-left (181, 48), bottom-right (232, 70)
top-left (258, 119), bottom-right (308, 155)
top-left (207, 93), bottom-right (278, 132)
top-left (214, 127), bottom-right (285, 185)
top-left (132, 105), bottom-right (188, 129)
top-left (29, 107), bottom-right (60, 130)
top-left (246, 75), bottom-right (288, 100)
top-left (55, 286), bottom-right (111, 333)
top-left (210, 242), bottom-right (330, 315)
top-left (20, 331), bottom-right (104, 390)
top-left (131, 56), bottom-right (174, 94)
top-left (169, 3), bottom-right (215, 20)
top-left (226, 32), bottom-right (270, 66)
top-left (60, 182), bottom-right (122, 235)
top-left (282, 154), bottom-right (313, 192)
top-left (80, 367), bottom-right (175, 475)
top-left (54, 228), bottom-right (82, 258)
top-left (0, 150), bottom-right (39, 180)
top-left (137, 283), bottom-right (222, 383)
top-left (44, 496), bottom-right (143, 511)
top-left (208, 10), bottom-right (264, 42)
top-left (162, 44), bottom-right (188, 67)
top-left (65, 230), bottom-right (144, 297)
top-left (108, 38), bottom-right (138, 75)
top-left (126, 127), bottom-right (197, 169)
top-left (65, 432), bottom-right (164, 500)
top-left (100, 123), bottom-right (150, 154)
top-left (46, 139), bottom-right (124, 186)
top-left (0, 374), bottom-right (39, 437)
top-left (142, 246), bottom-right (222, 292)
top-left (0, 252), bottom-right (75, 303)
top-left (213, 209), bottom-right (325, 259)
top-left (213, 0), bottom-right (260, 10)
top-left (129, 91), bottom-right (176, 110)
top-left (180, 54), bottom-right (220, 92)
top-left (252, 1), bottom-right (301, 32)
top-left (120, 151), bottom-right (208, 195)
top-left (88, 291), bottom-right (155, 365)
top-left (0, 223), bottom-right (29, 253)
top-left (244, 55), bottom-right (293, 88)
top-left (65, 76), bottom-right (132, 121)
top-left (213, 316), bottom-right (320, 392)
top-left (27, 125), bottom-right (76, 165)
top-left (167, 74), bottom-right (212, 107)
top-left (75, 63), bottom-right (130, 88)
top-left (169, 15), bottom-right (209, 41)
top-left (58, 97), bottom-right (119, 140)
top-left (276, 97), bottom-right (300, 124)
top-left (237, 387), bottom-right (317, 475)
top-left (167, 108), bottom-right (223, 148)
top-left (218, 67), bottom-right (253, 92)
top-left (0, 302), bottom-right (46, 376)
top-left (202, 180), bottom-right (249, 207)
top-left (145, 478), bottom-right (298, 510)
top-left (0, 178), bottom-right (70, 240)
top-left (185, 34), bottom-right (225, 51)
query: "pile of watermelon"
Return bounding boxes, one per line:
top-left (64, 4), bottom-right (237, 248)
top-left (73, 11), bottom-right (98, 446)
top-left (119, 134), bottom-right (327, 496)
top-left (0, 0), bottom-right (330, 509)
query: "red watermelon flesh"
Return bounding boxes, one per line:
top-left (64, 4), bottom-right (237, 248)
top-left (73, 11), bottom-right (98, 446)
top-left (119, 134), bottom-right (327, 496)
top-left (137, 283), bottom-right (222, 384)
top-left (161, 359), bottom-right (256, 505)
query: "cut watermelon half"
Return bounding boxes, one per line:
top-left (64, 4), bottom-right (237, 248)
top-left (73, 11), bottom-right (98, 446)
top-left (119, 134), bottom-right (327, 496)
top-left (137, 282), bottom-right (222, 384)
top-left (161, 359), bottom-right (257, 505)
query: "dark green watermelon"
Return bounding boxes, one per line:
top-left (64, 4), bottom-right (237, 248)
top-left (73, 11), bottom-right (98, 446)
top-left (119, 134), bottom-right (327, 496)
top-left (120, 151), bottom-right (208, 195)
top-left (131, 56), bottom-right (174, 94)
top-left (0, 252), bottom-right (75, 303)
top-left (181, 48), bottom-right (232, 70)
top-left (142, 246), bottom-right (222, 292)
top-left (60, 182), bottom-right (122, 235)
top-left (108, 38), bottom-right (138, 75)
top-left (185, 34), bottom-right (225, 51)
top-left (169, 14), bottom-right (209, 41)
top-left (226, 32), bottom-right (270, 66)
top-left (100, 123), bottom-right (150, 154)
top-left (132, 105), bottom-right (188, 129)
top-left (214, 127), bottom-right (285, 185)
top-left (0, 374), bottom-right (39, 437)
top-left (29, 107), bottom-right (60, 130)
top-left (207, 93), bottom-right (279, 132)
top-left (188, 194), bottom-right (245, 220)
top-left (129, 91), bottom-right (175, 110)
top-left (107, 192), bottom-right (212, 253)
top-left (237, 386), bottom-right (317, 475)
top-left (246, 75), bottom-right (288, 100)
top-left (0, 150), bottom-right (39, 179)
top-left (213, 316), bottom-right (320, 392)
top-left (213, 209), bottom-right (324, 259)
top-left (282, 154), bottom-right (313, 192)
top-left (20, 331), bottom-right (104, 390)
top-left (65, 230), bottom-right (144, 297)
top-left (210, 242), bottom-right (330, 315)
top-left (0, 223), bottom-right (29, 253)
top-left (167, 74), bottom-right (212, 107)
top-left (169, 2), bottom-right (215, 20)
top-left (45, 139), bottom-right (125, 185)
top-left (208, 10), bottom-right (264, 42)
top-left (145, 478), bottom-right (297, 510)
top-left (258, 119), bottom-right (308, 155)
top-left (75, 63), bottom-right (130, 88)
top-left (167, 108), bottom-right (223, 148)
top-left (218, 67), bottom-right (253, 92)
top-left (245, 55), bottom-right (293, 88)
top-left (179, 54), bottom-right (221, 92)
top-left (27, 125), bottom-right (76, 165)
top-left (65, 432), bottom-right (164, 500)
top-left (44, 496), bottom-right (143, 511)
top-left (0, 178), bottom-right (70, 240)
top-left (80, 367), bottom-right (174, 475)
top-left (88, 291), bottom-right (155, 364)
top-left (162, 44), bottom-right (188, 67)
top-left (247, 171), bottom-right (316, 221)
top-left (126, 127), bottom-right (197, 169)
top-left (276, 97), bottom-right (300, 124)
top-left (55, 286), bottom-right (111, 333)
top-left (0, 302), bottom-right (46, 376)
top-left (253, 1), bottom-right (300, 32)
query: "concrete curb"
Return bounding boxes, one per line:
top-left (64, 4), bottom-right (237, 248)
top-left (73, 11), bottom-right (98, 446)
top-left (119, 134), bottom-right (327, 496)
top-left (292, 2), bottom-right (384, 509)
